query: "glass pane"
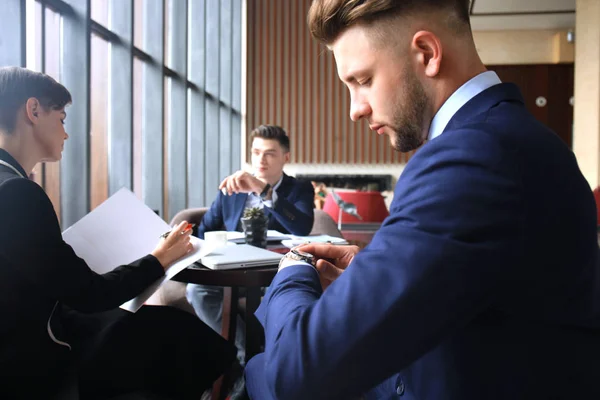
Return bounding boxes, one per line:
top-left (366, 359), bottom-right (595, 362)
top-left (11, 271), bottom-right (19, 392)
top-left (164, 0), bottom-right (170, 69)
top-left (133, 56), bottom-right (143, 199)
top-left (91, 0), bottom-right (109, 28)
top-left (165, 0), bottom-right (186, 74)
top-left (90, 33), bottom-right (109, 210)
top-left (133, 0), bottom-right (143, 50)
top-left (25, 0), bottom-right (42, 72)
top-left (27, 0), bottom-right (43, 185)
top-left (163, 76), bottom-right (170, 219)
top-left (44, 6), bottom-right (62, 220)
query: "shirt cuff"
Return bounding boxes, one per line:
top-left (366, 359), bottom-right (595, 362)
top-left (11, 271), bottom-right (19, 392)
top-left (278, 257), bottom-right (317, 273)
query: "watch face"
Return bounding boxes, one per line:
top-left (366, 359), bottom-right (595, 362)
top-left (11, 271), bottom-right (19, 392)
top-left (291, 249), bottom-right (315, 265)
top-left (291, 249), bottom-right (312, 257)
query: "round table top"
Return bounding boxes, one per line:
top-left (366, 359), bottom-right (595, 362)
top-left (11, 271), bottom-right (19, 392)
top-left (172, 263), bottom-right (279, 287)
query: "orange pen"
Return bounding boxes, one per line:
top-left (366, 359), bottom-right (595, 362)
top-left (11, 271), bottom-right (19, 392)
top-left (160, 223), bottom-right (196, 239)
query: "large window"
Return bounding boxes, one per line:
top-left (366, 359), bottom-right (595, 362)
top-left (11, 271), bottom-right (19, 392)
top-left (2, 0), bottom-right (243, 227)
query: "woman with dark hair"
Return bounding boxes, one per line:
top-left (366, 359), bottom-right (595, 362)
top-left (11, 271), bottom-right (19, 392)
top-left (0, 67), bottom-right (235, 399)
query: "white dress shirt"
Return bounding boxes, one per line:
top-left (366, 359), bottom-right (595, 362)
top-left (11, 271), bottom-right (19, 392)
top-left (245, 174), bottom-right (284, 210)
top-left (428, 71), bottom-right (502, 141)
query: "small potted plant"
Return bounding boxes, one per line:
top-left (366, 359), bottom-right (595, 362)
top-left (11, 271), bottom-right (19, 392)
top-left (241, 206), bottom-right (268, 248)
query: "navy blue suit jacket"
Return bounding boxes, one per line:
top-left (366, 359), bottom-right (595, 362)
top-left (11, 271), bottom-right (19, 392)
top-left (197, 173), bottom-right (314, 238)
top-left (245, 84), bottom-right (600, 400)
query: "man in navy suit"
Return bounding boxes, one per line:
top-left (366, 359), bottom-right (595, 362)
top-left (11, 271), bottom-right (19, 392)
top-left (195, 125), bottom-right (314, 238)
top-left (244, 1), bottom-right (600, 399)
top-left (187, 125), bottom-right (314, 363)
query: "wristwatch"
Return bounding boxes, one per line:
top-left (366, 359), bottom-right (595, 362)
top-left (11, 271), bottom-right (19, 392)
top-left (279, 249), bottom-right (316, 269)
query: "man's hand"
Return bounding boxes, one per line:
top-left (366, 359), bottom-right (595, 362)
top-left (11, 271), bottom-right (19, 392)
top-left (219, 170), bottom-right (266, 196)
top-left (295, 243), bottom-right (360, 291)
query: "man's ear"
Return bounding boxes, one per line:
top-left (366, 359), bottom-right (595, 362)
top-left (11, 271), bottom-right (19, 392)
top-left (411, 30), bottom-right (442, 78)
top-left (284, 151), bottom-right (291, 164)
top-left (25, 98), bottom-right (41, 124)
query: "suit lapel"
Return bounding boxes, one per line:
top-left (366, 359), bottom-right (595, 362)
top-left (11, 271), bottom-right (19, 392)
top-left (266, 174), bottom-right (294, 230)
top-left (276, 173), bottom-right (293, 198)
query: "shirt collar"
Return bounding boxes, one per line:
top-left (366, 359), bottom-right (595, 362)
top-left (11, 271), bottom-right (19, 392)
top-left (272, 174), bottom-right (284, 191)
top-left (249, 173), bottom-right (284, 197)
top-left (428, 71), bottom-right (502, 141)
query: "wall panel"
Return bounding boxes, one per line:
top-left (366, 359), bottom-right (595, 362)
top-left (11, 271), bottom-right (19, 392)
top-left (246, 0), bottom-right (402, 165)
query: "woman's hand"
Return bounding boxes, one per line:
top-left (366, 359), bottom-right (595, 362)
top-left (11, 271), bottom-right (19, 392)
top-left (151, 221), bottom-right (194, 270)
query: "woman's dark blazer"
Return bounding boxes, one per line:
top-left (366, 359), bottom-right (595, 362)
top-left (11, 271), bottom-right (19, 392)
top-left (0, 149), bottom-right (164, 385)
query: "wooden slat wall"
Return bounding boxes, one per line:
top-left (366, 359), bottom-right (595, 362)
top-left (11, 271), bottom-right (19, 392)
top-left (246, 0), bottom-right (407, 164)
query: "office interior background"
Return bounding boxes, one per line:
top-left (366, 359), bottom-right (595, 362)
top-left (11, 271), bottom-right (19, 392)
top-left (1, 0), bottom-right (599, 229)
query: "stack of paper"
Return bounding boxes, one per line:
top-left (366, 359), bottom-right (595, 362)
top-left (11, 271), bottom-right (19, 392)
top-left (62, 188), bottom-right (206, 312)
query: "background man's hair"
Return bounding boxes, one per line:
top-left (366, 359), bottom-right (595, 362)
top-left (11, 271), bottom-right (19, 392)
top-left (308, 0), bottom-right (472, 44)
top-left (0, 66), bottom-right (72, 134)
top-left (250, 125), bottom-right (290, 152)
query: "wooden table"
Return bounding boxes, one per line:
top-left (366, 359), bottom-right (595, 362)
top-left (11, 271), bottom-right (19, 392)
top-left (172, 261), bottom-right (279, 399)
top-left (173, 264), bottom-right (278, 359)
top-left (341, 222), bottom-right (381, 248)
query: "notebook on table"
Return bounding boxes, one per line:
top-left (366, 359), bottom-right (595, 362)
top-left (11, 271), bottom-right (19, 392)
top-left (199, 244), bottom-right (283, 270)
top-left (226, 230), bottom-right (290, 244)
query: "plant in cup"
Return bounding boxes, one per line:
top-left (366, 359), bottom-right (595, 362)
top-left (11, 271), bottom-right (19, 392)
top-left (241, 207), bottom-right (268, 248)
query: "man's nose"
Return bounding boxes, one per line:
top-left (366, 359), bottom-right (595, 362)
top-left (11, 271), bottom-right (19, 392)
top-left (350, 96), bottom-right (371, 122)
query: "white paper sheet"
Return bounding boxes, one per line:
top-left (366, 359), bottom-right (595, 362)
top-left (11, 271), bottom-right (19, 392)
top-left (62, 188), bottom-right (205, 312)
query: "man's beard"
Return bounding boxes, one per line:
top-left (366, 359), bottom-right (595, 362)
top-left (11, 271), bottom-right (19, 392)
top-left (388, 70), bottom-right (429, 153)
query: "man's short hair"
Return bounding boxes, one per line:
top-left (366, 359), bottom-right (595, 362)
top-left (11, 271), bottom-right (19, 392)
top-left (0, 66), bottom-right (72, 134)
top-left (250, 125), bottom-right (290, 153)
top-left (308, 0), bottom-right (472, 45)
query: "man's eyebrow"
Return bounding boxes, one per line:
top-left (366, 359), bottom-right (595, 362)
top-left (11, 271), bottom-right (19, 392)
top-left (341, 63), bottom-right (374, 83)
top-left (340, 73), bottom-right (356, 84)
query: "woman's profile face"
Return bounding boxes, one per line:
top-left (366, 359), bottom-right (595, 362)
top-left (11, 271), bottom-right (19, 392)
top-left (34, 106), bottom-right (69, 162)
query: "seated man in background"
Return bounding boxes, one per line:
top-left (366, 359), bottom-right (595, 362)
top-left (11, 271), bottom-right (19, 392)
top-left (187, 124), bottom-right (314, 362)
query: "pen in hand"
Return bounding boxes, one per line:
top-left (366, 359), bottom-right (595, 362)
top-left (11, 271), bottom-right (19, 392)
top-left (160, 223), bottom-right (195, 239)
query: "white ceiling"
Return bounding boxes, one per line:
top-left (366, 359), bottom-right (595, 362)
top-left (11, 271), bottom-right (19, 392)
top-left (471, 0), bottom-right (575, 14)
top-left (469, 0), bottom-right (576, 30)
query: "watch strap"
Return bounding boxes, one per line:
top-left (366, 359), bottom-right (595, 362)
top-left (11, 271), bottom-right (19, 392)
top-left (278, 257), bottom-right (315, 272)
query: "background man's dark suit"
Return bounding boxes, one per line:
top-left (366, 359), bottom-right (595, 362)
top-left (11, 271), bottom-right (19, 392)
top-left (197, 173), bottom-right (315, 237)
top-left (245, 84), bottom-right (600, 400)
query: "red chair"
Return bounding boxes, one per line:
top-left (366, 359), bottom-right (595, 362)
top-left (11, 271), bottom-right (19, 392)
top-left (323, 191), bottom-right (389, 224)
